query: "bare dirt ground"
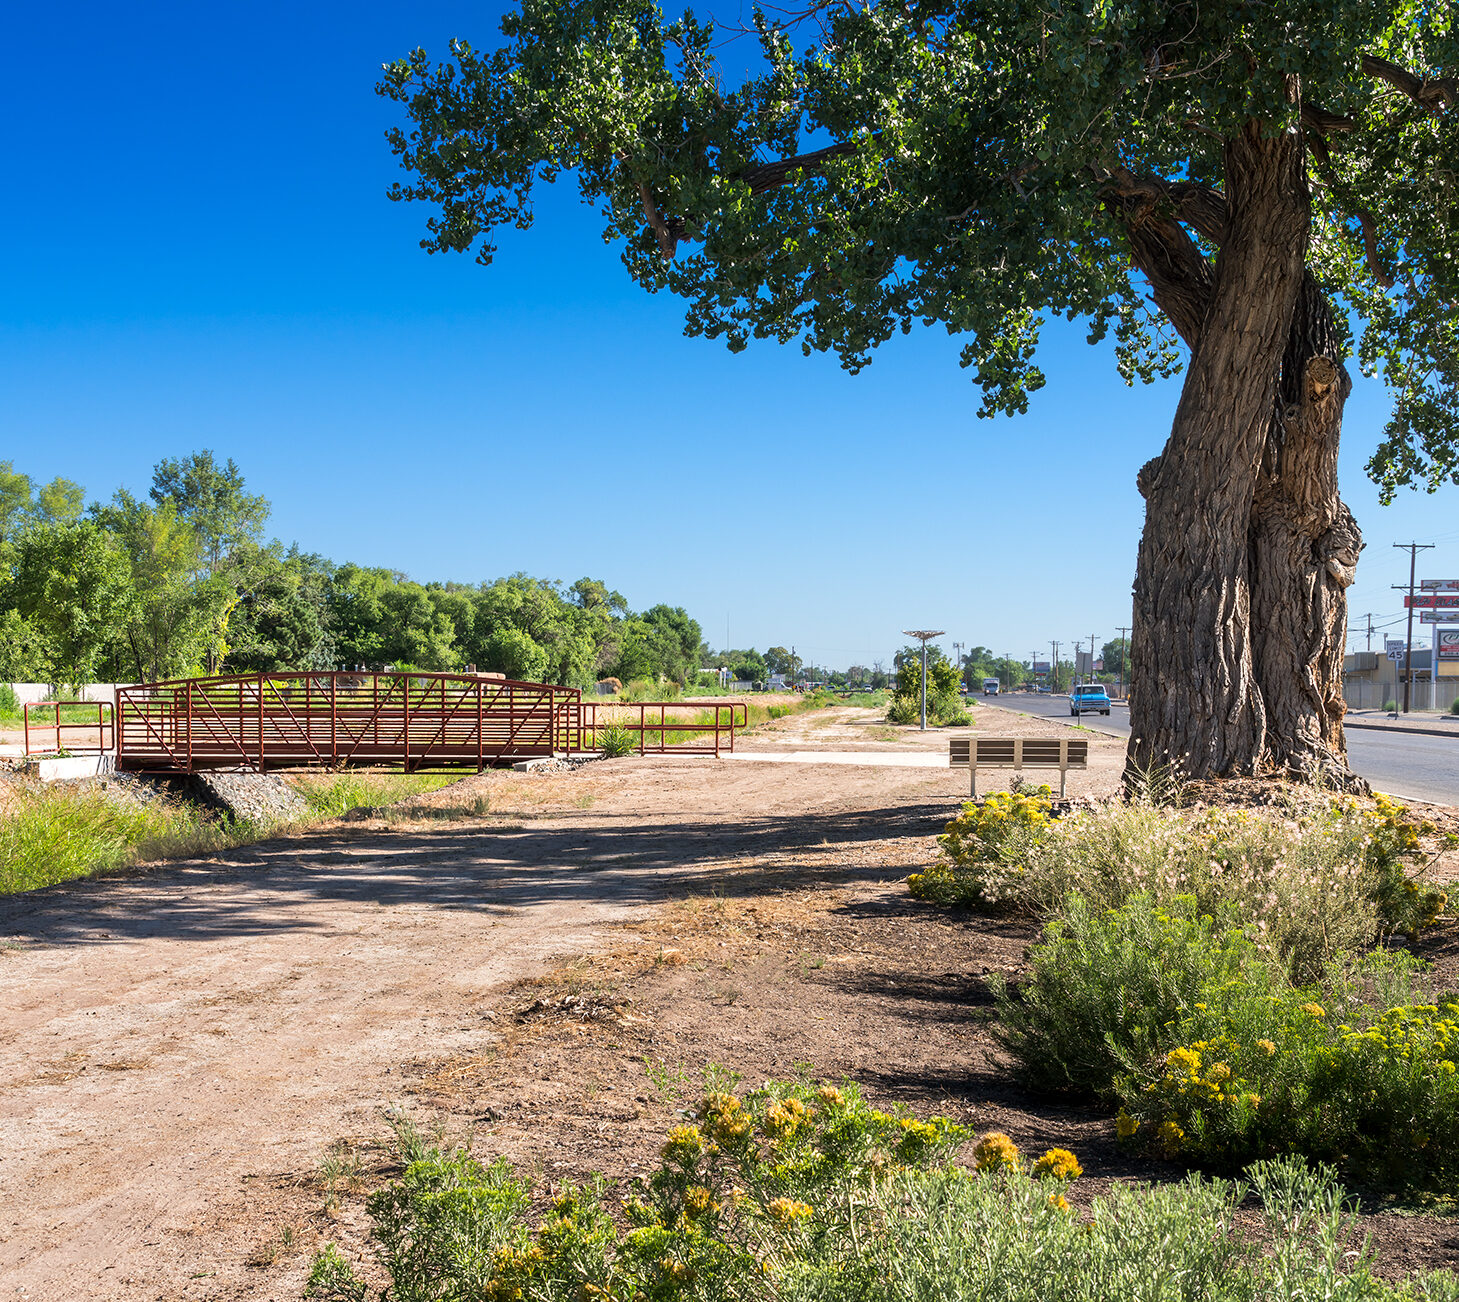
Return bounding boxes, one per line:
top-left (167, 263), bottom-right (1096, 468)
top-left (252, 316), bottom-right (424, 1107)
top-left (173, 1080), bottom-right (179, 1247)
top-left (2, 704), bottom-right (1456, 1299)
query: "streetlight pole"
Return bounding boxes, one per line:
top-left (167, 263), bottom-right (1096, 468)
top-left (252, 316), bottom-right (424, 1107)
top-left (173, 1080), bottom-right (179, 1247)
top-left (902, 630), bottom-right (946, 731)
top-left (1116, 625), bottom-right (1130, 699)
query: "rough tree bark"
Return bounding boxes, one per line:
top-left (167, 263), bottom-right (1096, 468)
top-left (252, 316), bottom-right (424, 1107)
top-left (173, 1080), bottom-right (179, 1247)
top-left (1248, 274), bottom-right (1366, 789)
top-left (1126, 121), bottom-right (1312, 781)
top-left (1116, 192), bottom-right (1365, 788)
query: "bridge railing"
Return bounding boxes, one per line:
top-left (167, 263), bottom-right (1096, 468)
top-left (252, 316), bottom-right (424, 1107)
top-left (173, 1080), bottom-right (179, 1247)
top-left (116, 672), bottom-right (583, 773)
top-left (568, 701), bottom-right (748, 756)
top-left (23, 701), bottom-right (115, 757)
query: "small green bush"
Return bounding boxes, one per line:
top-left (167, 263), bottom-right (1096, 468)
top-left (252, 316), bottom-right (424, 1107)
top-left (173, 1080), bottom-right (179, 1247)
top-left (1451, 696), bottom-right (1459, 717)
top-left (996, 893), bottom-right (1459, 1188)
top-left (0, 684), bottom-right (20, 720)
top-left (992, 894), bottom-right (1281, 1098)
top-left (598, 722), bottom-right (637, 757)
top-left (1384, 698), bottom-right (1398, 712)
top-left (908, 789), bottom-right (1054, 908)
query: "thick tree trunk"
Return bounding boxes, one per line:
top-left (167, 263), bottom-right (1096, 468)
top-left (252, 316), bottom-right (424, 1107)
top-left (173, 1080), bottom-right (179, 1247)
top-left (1127, 123), bottom-right (1310, 781)
top-left (1248, 275), bottom-right (1366, 789)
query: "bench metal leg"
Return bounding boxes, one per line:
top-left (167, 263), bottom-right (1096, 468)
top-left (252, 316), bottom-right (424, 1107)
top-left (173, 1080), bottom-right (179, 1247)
top-left (1059, 766), bottom-right (1067, 798)
top-left (970, 766), bottom-right (977, 800)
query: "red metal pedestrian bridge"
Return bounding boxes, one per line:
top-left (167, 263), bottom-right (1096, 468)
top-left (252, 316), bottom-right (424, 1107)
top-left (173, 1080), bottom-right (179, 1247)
top-left (108, 672), bottom-right (745, 774)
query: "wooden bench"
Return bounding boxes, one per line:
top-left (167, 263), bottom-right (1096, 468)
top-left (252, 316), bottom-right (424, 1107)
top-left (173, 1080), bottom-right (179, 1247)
top-left (949, 736), bottom-right (1089, 798)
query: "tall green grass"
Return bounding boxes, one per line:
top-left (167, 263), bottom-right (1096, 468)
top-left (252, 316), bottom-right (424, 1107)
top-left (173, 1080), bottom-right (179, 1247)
top-left (290, 771), bottom-right (463, 818)
top-left (0, 784), bottom-right (260, 894)
top-left (0, 771), bottom-right (468, 896)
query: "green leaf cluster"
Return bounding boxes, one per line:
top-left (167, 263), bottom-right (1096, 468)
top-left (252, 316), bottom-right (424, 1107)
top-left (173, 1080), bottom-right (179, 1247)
top-left (380, 0), bottom-right (1459, 495)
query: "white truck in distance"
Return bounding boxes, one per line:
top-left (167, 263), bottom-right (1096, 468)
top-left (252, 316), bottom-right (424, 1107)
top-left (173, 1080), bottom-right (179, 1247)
top-left (982, 677), bottom-right (1000, 695)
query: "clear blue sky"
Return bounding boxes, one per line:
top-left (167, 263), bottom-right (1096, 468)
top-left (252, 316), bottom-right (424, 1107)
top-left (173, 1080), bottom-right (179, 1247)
top-left (4, 1), bottom-right (1455, 671)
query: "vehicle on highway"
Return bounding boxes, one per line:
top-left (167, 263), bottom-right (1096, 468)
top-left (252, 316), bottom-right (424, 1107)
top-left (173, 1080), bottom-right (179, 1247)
top-left (982, 677), bottom-right (1000, 695)
top-left (1070, 683), bottom-right (1112, 716)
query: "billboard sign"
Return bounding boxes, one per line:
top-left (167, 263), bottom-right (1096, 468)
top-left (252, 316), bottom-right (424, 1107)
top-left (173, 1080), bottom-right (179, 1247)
top-left (1439, 630), bottom-right (1459, 661)
top-left (1032, 661), bottom-right (1050, 674)
top-left (1404, 593), bottom-right (1459, 609)
top-left (1421, 611), bottom-right (1459, 623)
top-left (1385, 639), bottom-right (1407, 662)
top-left (1420, 579), bottom-right (1459, 592)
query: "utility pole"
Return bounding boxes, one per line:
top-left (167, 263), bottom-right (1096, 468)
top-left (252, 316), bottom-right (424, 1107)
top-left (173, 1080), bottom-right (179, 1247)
top-left (1116, 626), bottom-right (1130, 700)
top-left (952, 641), bottom-right (964, 691)
top-left (1351, 613), bottom-right (1375, 652)
top-left (903, 630), bottom-right (945, 731)
top-left (1393, 543), bottom-right (1435, 714)
top-left (1050, 640), bottom-right (1060, 694)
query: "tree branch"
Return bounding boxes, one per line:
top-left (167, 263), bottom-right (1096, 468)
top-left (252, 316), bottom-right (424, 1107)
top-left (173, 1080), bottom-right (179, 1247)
top-left (1362, 54), bottom-right (1457, 112)
top-left (738, 138), bottom-right (868, 195)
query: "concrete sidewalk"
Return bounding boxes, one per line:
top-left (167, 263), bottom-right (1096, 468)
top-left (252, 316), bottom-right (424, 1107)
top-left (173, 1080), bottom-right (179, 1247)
top-left (720, 750), bottom-right (946, 767)
top-left (1344, 711), bottom-right (1459, 740)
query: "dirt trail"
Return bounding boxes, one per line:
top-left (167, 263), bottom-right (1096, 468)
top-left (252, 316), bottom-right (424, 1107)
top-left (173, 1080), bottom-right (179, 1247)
top-left (0, 705), bottom-right (1123, 1299)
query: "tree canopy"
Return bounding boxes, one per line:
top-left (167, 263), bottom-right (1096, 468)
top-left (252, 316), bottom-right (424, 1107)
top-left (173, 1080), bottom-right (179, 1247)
top-left (379, 0), bottom-right (1457, 498)
top-left (0, 454), bottom-right (711, 691)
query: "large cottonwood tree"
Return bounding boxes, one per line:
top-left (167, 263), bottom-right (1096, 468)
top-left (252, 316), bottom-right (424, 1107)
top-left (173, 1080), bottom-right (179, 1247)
top-left (379, 0), bottom-right (1457, 784)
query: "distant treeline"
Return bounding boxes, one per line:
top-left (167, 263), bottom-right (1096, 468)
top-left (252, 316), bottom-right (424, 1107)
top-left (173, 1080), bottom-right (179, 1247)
top-left (0, 454), bottom-right (702, 689)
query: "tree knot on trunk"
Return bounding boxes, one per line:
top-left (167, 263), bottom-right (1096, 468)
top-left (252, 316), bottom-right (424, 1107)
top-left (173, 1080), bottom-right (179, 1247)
top-left (1135, 454), bottom-right (1163, 499)
top-left (1317, 506), bottom-right (1363, 589)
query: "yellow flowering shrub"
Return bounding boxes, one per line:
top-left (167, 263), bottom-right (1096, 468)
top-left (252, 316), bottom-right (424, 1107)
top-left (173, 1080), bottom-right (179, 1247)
top-left (1031, 1148), bottom-right (1083, 1181)
top-left (909, 789), bottom-right (1054, 908)
top-left (973, 1131), bottom-right (1021, 1173)
top-left (1115, 991), bottom-right (1459, 1185)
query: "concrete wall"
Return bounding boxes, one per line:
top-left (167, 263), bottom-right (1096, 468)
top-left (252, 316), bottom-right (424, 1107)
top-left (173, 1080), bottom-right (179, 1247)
top-left (6, 683), bottom-right (124, 706)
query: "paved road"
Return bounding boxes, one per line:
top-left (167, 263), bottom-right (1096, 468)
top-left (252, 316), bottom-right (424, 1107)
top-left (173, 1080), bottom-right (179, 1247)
top-left (985, 692), bottom-right (1458, 807)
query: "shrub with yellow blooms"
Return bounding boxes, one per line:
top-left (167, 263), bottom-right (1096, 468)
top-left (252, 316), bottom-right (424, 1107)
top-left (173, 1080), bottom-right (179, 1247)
top-left (908, 788), bottom-right (1054, 908)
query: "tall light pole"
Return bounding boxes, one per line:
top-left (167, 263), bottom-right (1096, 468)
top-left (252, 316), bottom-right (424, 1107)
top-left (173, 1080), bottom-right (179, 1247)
top-left (903, 630), bottom-right (945, 730)
top-left (1116, 625), bottom-right (1130, 699)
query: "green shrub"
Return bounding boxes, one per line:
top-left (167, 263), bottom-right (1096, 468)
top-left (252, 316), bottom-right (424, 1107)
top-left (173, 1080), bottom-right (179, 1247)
top-left (996, 893), bottom-right (1459, 1188)
top-left (1451, 696), bottom-right (1459, 717)
top-left (992, 895), bottom-right (1281, 1098)
top-left (308, 1084), bottom-right (1459, 1302)
top-left (1112, 951), bottom-right (1459, 1186)
top-left (0, 684), bottom-right (20, 720)
top-left (1384, 698), bottom-right (1398, 712)
top-left (598, 722), bottom-right (637, 757)
top-left (885, 694), bottom-right (919, 724)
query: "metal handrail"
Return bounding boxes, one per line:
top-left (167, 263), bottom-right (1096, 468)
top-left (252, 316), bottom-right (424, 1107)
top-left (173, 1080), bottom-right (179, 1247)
top-left (23, 701), bottom-right (115, 756)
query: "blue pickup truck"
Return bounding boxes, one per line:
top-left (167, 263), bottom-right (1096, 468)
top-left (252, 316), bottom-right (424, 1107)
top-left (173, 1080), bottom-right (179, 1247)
top-left (1069, 684), bottom-right (1112, 716)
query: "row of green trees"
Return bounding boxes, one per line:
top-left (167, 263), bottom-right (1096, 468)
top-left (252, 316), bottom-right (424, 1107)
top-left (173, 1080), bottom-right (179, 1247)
top-left (0, 454), bottom-right (703, 690)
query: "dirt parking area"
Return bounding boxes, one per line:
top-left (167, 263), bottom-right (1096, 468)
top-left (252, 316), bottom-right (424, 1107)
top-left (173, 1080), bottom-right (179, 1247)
top-left (3, 704), bottom-right (1454, 1298)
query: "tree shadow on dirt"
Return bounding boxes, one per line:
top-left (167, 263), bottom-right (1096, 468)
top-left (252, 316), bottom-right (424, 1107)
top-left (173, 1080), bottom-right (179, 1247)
top-left (0, 801), bottom-right (957, 948)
